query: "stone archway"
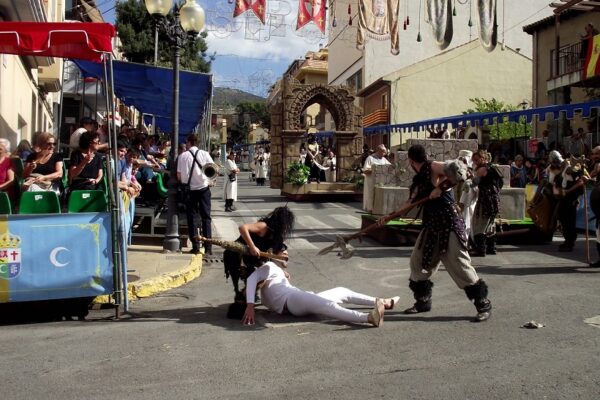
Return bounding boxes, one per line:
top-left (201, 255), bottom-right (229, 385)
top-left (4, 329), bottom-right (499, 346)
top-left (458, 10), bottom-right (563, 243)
top-left (269, 78), bottom-right (362, 189)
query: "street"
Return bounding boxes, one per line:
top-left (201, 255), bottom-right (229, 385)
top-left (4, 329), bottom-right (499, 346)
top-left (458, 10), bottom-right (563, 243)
top-left (2, 173), bottom-right (600, 400)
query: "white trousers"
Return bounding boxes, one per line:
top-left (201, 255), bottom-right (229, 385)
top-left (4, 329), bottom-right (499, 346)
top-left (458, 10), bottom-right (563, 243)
top-left (284, 287), bottom-right (376, 324)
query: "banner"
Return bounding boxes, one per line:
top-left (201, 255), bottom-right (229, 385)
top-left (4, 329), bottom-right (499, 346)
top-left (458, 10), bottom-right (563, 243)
top-left (0, 213), bottom-right (114, 303)
top-left (357, 0), bottom-right (400, 55)
top-left (233, 0), bottom-right (266, 25)
top-left (297, 0), bottom-right (326, 34)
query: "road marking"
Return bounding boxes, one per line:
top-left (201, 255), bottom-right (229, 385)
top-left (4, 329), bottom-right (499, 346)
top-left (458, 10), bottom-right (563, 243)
top-left (287, 237), bottom-right (319, 250)
top-left (330, 213), bottom-right (362, 228)
top-left (297, 215), bottom-right (332, 231)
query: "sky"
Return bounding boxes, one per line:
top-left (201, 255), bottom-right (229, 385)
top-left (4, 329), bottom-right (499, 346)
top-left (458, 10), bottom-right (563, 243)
top-left (99, 1), bottom-right (555, 98)
top-left (100, 1), bottom-right (322, 98)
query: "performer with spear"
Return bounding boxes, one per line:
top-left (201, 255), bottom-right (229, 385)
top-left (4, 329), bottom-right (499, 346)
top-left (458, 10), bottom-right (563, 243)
top-left (377, 144), bottom-right (492, 322)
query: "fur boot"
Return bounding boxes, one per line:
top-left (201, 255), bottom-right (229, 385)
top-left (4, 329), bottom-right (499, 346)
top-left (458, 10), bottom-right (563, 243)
top-left (464, 279), bottom-right (492, 322)
top-left (404, 280), bottom-right (434, 314)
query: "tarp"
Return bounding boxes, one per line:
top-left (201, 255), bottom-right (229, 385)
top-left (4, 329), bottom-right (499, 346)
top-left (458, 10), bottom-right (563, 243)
top-left (364, 100), bottom-right (600, 136)
top-left (74, 60), bottom-right (212, 139)
top-left (0, 22), bottom-right (115, 62)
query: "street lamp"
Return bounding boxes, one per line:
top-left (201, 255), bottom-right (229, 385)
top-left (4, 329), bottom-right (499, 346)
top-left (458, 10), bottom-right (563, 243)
top-left (144, 0), bottom-right (206, 252)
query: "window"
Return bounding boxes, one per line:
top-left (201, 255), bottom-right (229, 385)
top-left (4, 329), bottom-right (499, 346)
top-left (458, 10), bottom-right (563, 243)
top-left (381, 93), bottom-right (388, 110)
top-left (346, 69), bottom-right (363, 91)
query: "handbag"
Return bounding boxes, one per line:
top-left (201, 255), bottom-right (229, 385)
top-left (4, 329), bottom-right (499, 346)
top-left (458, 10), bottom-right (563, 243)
top-left (228, 173), bottom-right (237, 182)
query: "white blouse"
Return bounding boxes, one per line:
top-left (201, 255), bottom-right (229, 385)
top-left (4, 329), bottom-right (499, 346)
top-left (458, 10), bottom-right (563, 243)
top-left (246, 262), bottom-right (296, 314)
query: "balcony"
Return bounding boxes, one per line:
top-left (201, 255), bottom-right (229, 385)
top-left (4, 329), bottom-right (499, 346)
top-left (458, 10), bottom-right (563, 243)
top-left (363, 108), bottom-right (389, 127)
top-left (38, 59), bottom-right (62, 92)
top-left (547, 41), bottom-right (600, 91)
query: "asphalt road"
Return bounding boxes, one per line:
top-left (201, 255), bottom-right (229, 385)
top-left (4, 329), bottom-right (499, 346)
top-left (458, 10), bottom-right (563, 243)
top-left (2, 174), bottom-right (600, 400)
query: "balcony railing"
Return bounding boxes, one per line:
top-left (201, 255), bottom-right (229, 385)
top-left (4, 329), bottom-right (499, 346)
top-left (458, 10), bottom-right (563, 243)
top-left (550, 41), bottom-right (584, 78)
top-left (363, 108), bottom-right (389, 127)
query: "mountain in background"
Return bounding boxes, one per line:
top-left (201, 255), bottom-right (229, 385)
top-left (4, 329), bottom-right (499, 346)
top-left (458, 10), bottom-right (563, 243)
top-left (213, 87), bottom-right (265, 110)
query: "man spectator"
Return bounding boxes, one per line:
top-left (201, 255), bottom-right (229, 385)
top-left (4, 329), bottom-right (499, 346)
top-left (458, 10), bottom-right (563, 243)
top-left (177, 134), bottom-right (214, 255)
top-left (510, 155), bottom-right (527, 188)
top-left (69, 117), bottom-right (94, 153)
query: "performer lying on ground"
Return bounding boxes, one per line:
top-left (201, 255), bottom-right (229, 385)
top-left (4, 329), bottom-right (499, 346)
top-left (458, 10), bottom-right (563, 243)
top-left (242, 245), bottom-right (399, 327)
top-left (223, 206), bottom-right (295, 299)
top-left (377, 144), bottom-right (492, 322)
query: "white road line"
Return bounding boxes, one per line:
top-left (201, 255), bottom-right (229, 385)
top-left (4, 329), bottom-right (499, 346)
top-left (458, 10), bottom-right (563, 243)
top-left (287, 237), bottom-right (319, 250)
top-left (297, 215), bottom-right (333, 231)
top-left (330, 213), bottom-right (362, 228)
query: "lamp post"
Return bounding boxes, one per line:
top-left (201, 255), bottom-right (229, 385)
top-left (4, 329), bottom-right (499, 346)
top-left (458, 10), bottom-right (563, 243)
top-left (220, 118), bottom-right (227, 165)
top-left (145, 0), bottom-right (206, 252)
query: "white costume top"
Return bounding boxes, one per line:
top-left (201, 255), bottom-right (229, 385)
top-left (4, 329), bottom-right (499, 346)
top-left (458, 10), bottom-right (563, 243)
top-left (176, 146), bottom-right (214, 190)
top-left (223, 158), bottom-right (238, 201)
top-left (69, 127), bottom-right (87, 150)
top-left (246, 262), bottom-right (294, 314)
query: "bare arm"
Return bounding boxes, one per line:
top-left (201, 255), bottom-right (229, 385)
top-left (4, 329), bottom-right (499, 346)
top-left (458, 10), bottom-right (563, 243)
top-left (239, 221), bottom-right (269, 257)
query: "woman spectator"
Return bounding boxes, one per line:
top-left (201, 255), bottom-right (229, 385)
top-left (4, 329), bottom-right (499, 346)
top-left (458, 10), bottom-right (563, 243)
top-left (22, 132), bottom-right (63, 193)
top-left (510, 154), bottom-right (527, 188)
top-left (68, 130), bottom-right (104, 191)
top-left (0, 139), bottom-right (15, 201)
top-left (14, 139), bottom-right (33, 161)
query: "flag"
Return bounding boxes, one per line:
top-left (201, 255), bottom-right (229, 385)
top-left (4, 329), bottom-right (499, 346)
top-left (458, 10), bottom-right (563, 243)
top-left (233, 0), bottom-right (266, 25)
top-left (297, 0), bottom-right (327, 34)
top-left (584, 34), bottom-right (600, 79)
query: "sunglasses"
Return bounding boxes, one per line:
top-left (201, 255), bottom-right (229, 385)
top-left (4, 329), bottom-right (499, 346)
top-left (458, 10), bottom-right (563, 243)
top-left (46, 142), bottom-right (56, 147)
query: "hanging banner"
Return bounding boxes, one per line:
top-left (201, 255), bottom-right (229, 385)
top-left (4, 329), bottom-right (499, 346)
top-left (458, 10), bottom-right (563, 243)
top-left (296, 0), bottom-right (327, 34)
top-left (584, 33), bottom-right (600, 79)
top-left (0, 213), bottom-right (114, 303)
top-left (357, 0), bottom-right (400, 55)
top-left (233, 0), bottom-right (267, 25)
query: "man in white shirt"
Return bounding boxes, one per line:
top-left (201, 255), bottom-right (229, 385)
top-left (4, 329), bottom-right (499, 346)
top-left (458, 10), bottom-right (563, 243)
top-left (242, 245), bottom-right (400, 327)
top-left (69, 117), bottom-right (95, 152)
top-left (177, 134), bottom-right (214, 255)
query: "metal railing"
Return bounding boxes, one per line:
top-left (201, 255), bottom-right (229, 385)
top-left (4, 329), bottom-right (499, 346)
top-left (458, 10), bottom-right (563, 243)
top-left (550, 41), bottom-right (585, 78)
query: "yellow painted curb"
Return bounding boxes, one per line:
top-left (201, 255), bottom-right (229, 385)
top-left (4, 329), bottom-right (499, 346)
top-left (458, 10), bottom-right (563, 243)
top-left (94, 254), bottom-right (203, 304)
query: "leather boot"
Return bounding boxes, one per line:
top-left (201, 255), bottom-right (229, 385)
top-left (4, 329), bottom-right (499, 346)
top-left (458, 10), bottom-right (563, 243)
top-left (469, 234), bottom-right (486, 257)
top-left (404, 280), bottom-right (433, 314)
top-left (464, 279), bottom-right (492, 322)
top-left (225, 199), bottom-right (232, 212)
top-left (486, 235), bottom-right (497, 255)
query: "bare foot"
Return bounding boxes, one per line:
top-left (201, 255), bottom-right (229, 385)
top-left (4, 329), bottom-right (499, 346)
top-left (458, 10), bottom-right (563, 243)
top-left (383, 296), bottom-right (401, 310)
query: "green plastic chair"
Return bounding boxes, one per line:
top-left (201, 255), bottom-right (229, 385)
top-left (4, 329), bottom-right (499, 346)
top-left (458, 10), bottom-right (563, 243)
top-left (19, 191), bottom-right (61, 214)
top-left (155, 172), bottom-right (168, 199)
top-left (67, 190), bottom-right (108, 213)
top-left (11, 157), bottom-right (24, 200)
top-left (62, 158), bottom-right (70, 193)
top-left (0, 191), bottom-right (11, 214)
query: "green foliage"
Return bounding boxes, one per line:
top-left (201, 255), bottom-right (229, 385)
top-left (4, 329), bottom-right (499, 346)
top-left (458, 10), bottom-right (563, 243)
top-left (463, 98), bottom-right (532, 140)
top-left (236, 102), bottom-right (270, 130)
top-left (339, 172), bottom-right (364, 189)
top-left (285, 162), bottom-right (310, 185)
top-left (115, 0), bottom-right (211, 72)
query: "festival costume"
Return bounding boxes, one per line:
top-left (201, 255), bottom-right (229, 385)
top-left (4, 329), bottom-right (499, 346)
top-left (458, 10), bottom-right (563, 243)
top-left (223, 158), bottom-right (238, 212)
top-left (589, 161), bottom-right (600, 267)
top-left (246, 262), bottom-right (378, 324)
top-left (223, 222), bottom-right (283, 296)
top-left (406, 161), bottom-right (491, 321)
top-left (471, 164), bottom-right (502, 256)
top-left (549, 161), bottom-right (584, 251)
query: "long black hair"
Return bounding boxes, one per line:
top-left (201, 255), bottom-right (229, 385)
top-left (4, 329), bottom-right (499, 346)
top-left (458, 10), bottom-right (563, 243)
top-left (260, 206), bottom-right (295, 245)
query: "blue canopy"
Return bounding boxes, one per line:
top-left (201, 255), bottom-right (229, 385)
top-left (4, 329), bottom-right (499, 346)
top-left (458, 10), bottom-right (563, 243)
top-left (364, 100), bottom-right (600, 135)
top-left (73, 59), bottom-right (212, 141)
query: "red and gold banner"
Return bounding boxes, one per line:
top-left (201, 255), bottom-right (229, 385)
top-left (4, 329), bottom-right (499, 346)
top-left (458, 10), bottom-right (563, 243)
top-left (584, 34), bottom-right (600, 79)
top-left (296, 0), bottom-right (326, 34)
top-left (233, 0), bottom-right (266, 24)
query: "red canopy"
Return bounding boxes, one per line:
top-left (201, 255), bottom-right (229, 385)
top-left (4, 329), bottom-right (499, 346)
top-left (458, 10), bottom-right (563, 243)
top-left (0, 22), bottom-right (115, 62)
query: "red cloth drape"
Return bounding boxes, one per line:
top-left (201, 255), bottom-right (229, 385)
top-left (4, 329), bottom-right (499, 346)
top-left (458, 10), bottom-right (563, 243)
top-left (0, 22), bottom-right (115, 62)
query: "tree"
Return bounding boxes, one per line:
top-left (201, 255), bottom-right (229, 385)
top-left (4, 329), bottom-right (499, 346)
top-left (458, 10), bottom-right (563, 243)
top-left (228, 102), bottom-right (270, 146)
top-left (115, 0), bottom-right (212, 72)
top-left (463, 98), bottom-right (531, 140)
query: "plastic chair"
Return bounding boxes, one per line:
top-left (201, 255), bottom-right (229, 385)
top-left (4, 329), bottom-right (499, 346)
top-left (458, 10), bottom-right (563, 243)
top-left (19, 191), bottom-right (61, 214)
top-left (67, 190), bottom-right (108, 213)
top-left (155, 172), bottom-right (169, 199)
top-left (0, 191), bottom-right (12, 214)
